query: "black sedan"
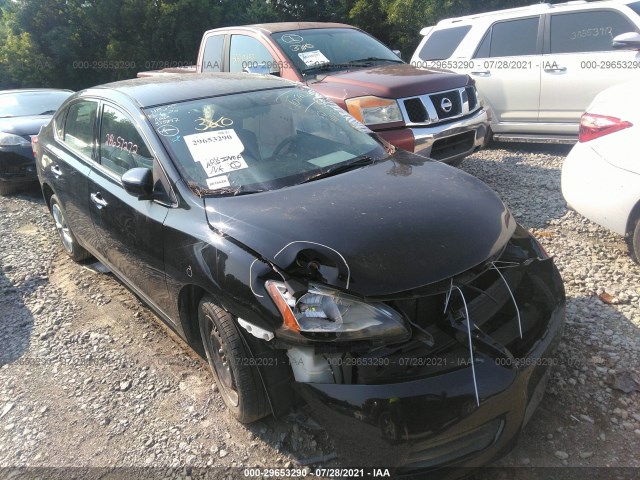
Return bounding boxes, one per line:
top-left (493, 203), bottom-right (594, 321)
top-left (35, 73), bottom-right (565, 475)
top-left (0, 89), bottom-right (73, 195)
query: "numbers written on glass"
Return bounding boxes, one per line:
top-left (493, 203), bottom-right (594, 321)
top-left (104, 134), bottom-right (138, 154)
top-left (570, 26), bottom-right (613, 40)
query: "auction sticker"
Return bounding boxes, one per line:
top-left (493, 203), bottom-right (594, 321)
top-left (298, 50), bottom-right (330, 67)
top-left (184, 129), bottom-right (248, 176)
top-left (206, 175), bottom-right (231, 190)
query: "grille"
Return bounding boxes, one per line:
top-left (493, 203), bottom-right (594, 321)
top-left (430, 90), bottom-right (462, 119)
top-left (403, 98), bottom-right (428, 123)
top-left (465, 86), bottom-right (478, 111)
top-left (430, 131), bottom-right (475, 161)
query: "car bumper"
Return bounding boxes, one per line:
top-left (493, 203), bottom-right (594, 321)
top-left (561, 142), bottom-right (640, 236)
top-left (0, 145), bottom-right (38, 184)
top-left (374, 109), bottom-right (489, 165)
top-left (293, 255), bottom-right (565, 477)
top-left (412, 108), bottom-right (489, 164)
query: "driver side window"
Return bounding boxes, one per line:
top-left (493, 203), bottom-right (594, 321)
top-left (99, 105), bottom-right (153, 176)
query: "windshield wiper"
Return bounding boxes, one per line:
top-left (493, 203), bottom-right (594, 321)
top-left (299, 156), bottom-right (377, 184)
top-left (188, 182), bottom-right (266, 197)
top-left (302, 63), bottom-right (348, 76)
top-left (38, 110), bottom-right (57, 115)
top-left (0, 115), bottom-right (14, 119)
top-left (349, 57), bottom-right (404, 66)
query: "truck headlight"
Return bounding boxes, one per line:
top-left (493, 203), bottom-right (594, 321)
top-left (266, 280), bottom-right (410, 343)
top-left (345, 96), bottom-right (403, 126)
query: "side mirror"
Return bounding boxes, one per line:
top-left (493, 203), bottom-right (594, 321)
top-left (612, 32), bottom-right (640, 50)
top-left (392, 49), bottom-right (402, 59)
top-left (122, 167), bottom-right (153, 200)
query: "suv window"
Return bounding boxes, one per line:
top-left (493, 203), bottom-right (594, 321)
top-left (550, 11), bottom-right (637, 54)
top-left (229, 35), bottom-right (276, 73)
top-left (629, 2), bottom-right (640, 16)
top-left (63, 101), bottom-right (98, 158)
top-left (417, 26), bottom-right (471, 61)
top-left (474, 17), bottom-right (540, 58)
top-left (100, 105), bottom-right (153, 176)
top-left (202, 35), bottom-right (223, 72)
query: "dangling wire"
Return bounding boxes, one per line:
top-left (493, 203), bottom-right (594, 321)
top-left (492, 262), bottom-right (523, 339)
top-left (452, 285), bottom-right (480, 407)
top-left (443, 277), bottom-right (454, 313)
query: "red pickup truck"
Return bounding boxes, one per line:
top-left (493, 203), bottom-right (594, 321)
top-left (139, 22), bottom-right (489, 165)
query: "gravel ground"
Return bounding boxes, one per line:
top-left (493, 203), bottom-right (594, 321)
top-left (0, 143), bottom-right (639, 478)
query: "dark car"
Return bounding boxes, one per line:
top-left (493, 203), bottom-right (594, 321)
top-left (35, 73), bottom-right (565, 475)
top-left (0, 89), bottom-right (73, 195)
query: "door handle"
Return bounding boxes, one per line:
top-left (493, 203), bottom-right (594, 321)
top-left (544, 66), bottom-right (567, 73)
top-left (90, 192), bottom-right (108, 209)
top-left (471, 70), bottom-right (491, 76)
top-left (51, 165), bottom-right (62, 177)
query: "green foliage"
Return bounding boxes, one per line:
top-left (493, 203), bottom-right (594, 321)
top-left (0, 0), bottom-right (543, 90)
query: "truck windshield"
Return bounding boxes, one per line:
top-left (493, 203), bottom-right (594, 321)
top-left (146, 86), bottom-right (386, 195)
top-left (273, 28), bottom-right (403, 76)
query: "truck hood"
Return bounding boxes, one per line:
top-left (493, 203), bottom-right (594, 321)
top-left (204, 151), bottom-right (515, 297)
top-left (309, 63), bottom-right (471, 101)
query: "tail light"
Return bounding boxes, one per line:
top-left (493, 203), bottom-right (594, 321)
top-left (579, 112), bottom-right (632, 143)
top-left (31, 135), bottom-right (38, 158)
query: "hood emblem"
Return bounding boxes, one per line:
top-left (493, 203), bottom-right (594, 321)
top-left (441, 97), bottom-right (453, 113)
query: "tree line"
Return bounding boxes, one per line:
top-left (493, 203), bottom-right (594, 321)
top-left (0, 0), bottom-right (534, 90)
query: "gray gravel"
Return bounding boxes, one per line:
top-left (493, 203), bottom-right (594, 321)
top-left (0, 143), bottom-right (639, 477)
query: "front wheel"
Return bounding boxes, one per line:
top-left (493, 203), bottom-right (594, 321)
top-left (50, 194), bottom-right (91, 262)
top-left (628, 218), bottom-right (640, 264)
top-left (198, 297), bottom-right (269, 423)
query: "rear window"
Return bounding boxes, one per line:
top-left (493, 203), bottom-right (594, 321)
top-left (417, 26), bottom-right (471, 61)
top-left (474, 17), bottom-right (540, 58)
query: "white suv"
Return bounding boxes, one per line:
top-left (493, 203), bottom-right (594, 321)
top-left (410, 0), bottom-right (640, 143)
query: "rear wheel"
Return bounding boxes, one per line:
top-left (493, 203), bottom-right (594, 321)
top-left (198, 297), bottom-right (269, 423)
top-left (50, 194), bottom-right (91, 262)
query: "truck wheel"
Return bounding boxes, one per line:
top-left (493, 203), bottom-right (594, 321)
top-left (50, 195), bottom-right (91, 262)
top-left (198, 297), bottom-right (269, 423)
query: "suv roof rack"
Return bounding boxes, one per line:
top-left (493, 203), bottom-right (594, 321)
top-left (435, 0), bottom-right (593, 26)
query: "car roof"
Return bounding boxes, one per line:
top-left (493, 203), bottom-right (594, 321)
top-left (208, 22), bottom-right (354, 34)
top-left (85, 73), bottom-right (297, 108)
top-left (429, 0), bottom-right (638, 29)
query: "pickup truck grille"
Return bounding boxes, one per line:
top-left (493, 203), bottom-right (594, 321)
top-left (400, 86), bottom-right (480, 127)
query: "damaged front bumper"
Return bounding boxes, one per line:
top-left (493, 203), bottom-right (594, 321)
top-left (288, 231), bottom-right (566, 476)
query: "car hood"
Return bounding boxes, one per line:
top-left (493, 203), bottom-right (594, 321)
top-left (0, 115), bottom-right (52, 136)
top-left (309, 63), bottom-right (471, 101)
top-left (204, 151), bottom-right (515, 297)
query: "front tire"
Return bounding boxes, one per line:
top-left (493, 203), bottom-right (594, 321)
top-left (50, 194), bottom-right (91, 262)
top-left (198, 297), bottom-right (269, 423)
top-left (628, 218), bottom-right (640, 264)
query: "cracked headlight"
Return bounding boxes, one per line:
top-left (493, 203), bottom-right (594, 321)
top-left (266, 280), bottom-right (410, 343)
top-left (0, 132), bottom-right (30, 147)
top-left (345, 96), bottom-right (402, 126)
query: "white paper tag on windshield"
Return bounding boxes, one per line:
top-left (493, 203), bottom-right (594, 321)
top-left (298, 50), bottom-right (330, 67)
top-left (206, 175), bottom-right (231, 190)
top-left (184, 129), bottom-right (248, 176)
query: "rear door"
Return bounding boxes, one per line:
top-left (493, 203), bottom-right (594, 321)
top-left (471, 16), bottom-right (543, 128)
top-left (88, 102), bottom-right (175, 320)
top-left (539, 8), bottom-right (640, 130)
top-left (47, 100), bottom-right (99, 250)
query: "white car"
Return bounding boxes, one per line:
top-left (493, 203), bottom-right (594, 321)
top-left (561, 80), bottom-right (640, 262)
top-left (411, 0), bottom-right (640, 143)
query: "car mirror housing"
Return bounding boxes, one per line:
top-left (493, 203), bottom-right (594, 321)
top-left (612, 32), bottom-right (640, 50)
top-left (122, 167), bottom-right (153, 200)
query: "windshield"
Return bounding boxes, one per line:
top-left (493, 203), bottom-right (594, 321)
top-left (629, 1), bottom-right (640, 15)
top-left (146, 86), bottom-right (387, 195)
top-left (272, 28), bottom-right (403, 76)
top-left (0, 91), bottom-right (72, 118)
